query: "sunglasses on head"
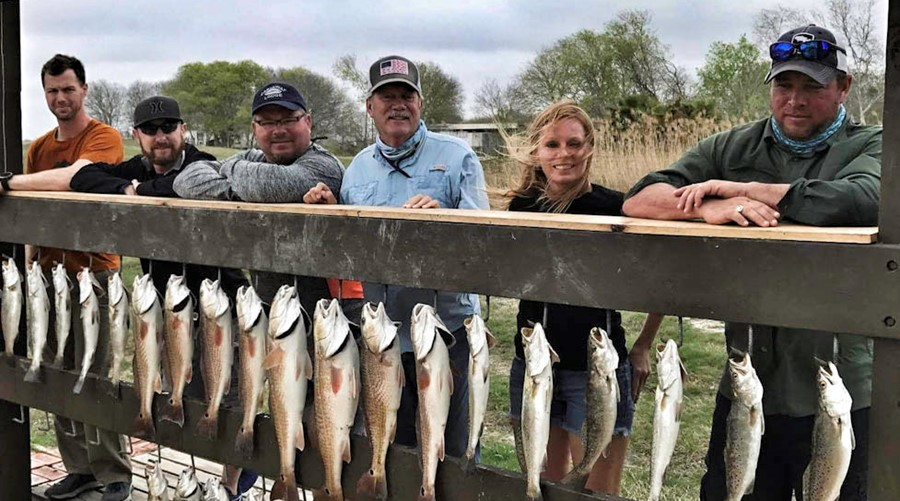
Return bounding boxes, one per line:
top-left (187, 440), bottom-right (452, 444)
top-left (137, 121), bottom-right (180, 135)
top-left (769, 40), bottom-right (846, 62)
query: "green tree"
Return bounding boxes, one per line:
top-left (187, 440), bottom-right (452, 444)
top-left (697, 35), bottom-right (770, 119)
top-left (417, 61), bottom-right (464, 124)
top-left (163, 60), bottom-right (269, 147)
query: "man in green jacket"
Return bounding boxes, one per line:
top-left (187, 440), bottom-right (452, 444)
top-left (623, 24), bottom-right (879, 501)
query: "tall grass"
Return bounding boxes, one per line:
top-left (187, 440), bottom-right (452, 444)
top-left (484, 113), bottom-right (734, 207)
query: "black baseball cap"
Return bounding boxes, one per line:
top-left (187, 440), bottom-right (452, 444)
top-left (765, 24), bottom-right (849, 85)
top-left (133, 96), bottom-right (182, 127)
top-left (368, 55), bottom-right (422, 96)
top-left (252, 82), bottom-right (308, 114)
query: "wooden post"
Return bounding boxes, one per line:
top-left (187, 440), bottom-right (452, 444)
top-left (0, 2), bottom-right (30, 500)
top-left (870, 3), bottom-right (900, 500)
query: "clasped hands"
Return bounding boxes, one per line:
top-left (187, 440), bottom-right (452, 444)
top-left (303, 182), bottom-right (440, 209)
top-left (674, 180), bottom-right (781, 227)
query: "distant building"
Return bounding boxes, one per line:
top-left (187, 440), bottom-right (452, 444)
top-left (430, 123), bottom-right (520, 157)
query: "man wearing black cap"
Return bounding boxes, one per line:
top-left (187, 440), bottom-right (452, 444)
top-left (303, 55), bottom-right (490, 474)
top-left (624, 25), bottom-right (879, 500)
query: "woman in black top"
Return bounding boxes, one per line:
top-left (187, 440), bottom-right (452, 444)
top-left (505, 100), bottom-right (663, 496)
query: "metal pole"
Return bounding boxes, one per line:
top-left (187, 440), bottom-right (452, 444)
top-left (870, 3), bottom-right (900, 500)
top-left (0, 2), bottom-right (30, 500)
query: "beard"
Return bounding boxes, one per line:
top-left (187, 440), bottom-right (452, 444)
top-left (142, 143), bottom-right (182, 170)
top-left (51, 102), bottom-right (81, 121)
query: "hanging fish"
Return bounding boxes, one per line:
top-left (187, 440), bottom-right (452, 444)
top-left (1, 257), bottom-right (23, 356)
top-left (51, 263), bottom-right (72, 368)
top-left (24, 261), bottom-right (50, 383)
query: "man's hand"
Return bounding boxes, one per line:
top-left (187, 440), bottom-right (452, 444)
top-left (303, 182), bottom-right (337, 204)
top-left (628, 342), bottom-right (651, 402)
top-left (674, 180), bottom-right (749, 211)
top-left (403, 194), bottom-right (440, 209)
top-left (124, 179), bottom-right (139, 196)
top-left (697, 197), bottom-right (780, 227)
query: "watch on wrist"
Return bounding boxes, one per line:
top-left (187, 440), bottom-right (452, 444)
top-left (0, 172), bottom-right (13, 192)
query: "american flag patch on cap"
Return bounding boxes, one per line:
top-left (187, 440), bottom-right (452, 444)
top-left (380, 59), bottom-right (409, 76)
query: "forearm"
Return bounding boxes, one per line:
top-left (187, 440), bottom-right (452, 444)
top-left (226, 155), bottom-right (343, 203)
top-left (779, 177), bottom-right (880, 226)
top-left (69, 164), bottom-right (131, 194)
top-left (172, 161), bottom-right (235, 200)
top-left (742, 182), bottom-right (790, 207)
top-left (633, 313), bottom-right (664, 350)
top-left (7, 160), bottom-right (91, 192)
top-left (623, 183), bottom-right (701, 220)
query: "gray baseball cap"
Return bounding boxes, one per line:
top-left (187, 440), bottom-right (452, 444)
top-left (368, 55), bottom-right (422, 96)
top-left (765, 24), bottom-right (849, 85)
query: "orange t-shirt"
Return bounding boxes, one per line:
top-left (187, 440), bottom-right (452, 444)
top-left (26, 119), bottom-right (124, 272)
top-left (326, 278), bottom-right (365, 300)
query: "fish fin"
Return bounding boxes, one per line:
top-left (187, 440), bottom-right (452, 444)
top-left (398, 365), bottom-right (406, 388)
top-left (304, 353), bottom-right (313, 379)
top-left (439, 435), bottom-right (445, 462)
top-left (388, 416), bottom-right (398, 444)
top-left (263, 346), bottom-right (286, 370)
top-left (541, 450), bottom-right (548, 472)
top-left (350, 368), bottom-right (358, 399)
top-left (24, 365), bottom-right (42, 384)
top-left (679, 358), bottom-right (688, 382)
top-left (342, 434), bottom-right (352, 463)
top-left (448, 370), bottom-right (454, 395)
top-left (159, 400), bottom-right (185, 427)
top-left (296, 422), bottom-right (305, 451)
top-left (485, 328), bottom-right (497, 348)
top-left (675, 399), bottom-right (683, 422)
top-left (760, 411), bottom-right (765, 435)
top-left (154, 373), bottom-right (162, 394)
top-left (548, 344), bottom-right (560, 364)
top-left (224, 372), bottom-right (232, 396)
top-left (186, 365), bottom-right (192, 384)
top-left (849, 419), bottom-right (856, 449)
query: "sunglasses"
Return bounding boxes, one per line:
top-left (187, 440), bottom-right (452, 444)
top-left (253, 113), bottom-right (306, 131)
top-left (137, 121), bottom-right (180, 135)
top-left (769, 40), bottom-right (846, 62)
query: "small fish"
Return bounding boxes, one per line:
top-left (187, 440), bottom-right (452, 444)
top-left (132, 273), bottom-right (164, 438)
top-left (265, 285), bottom-right (311, 501)
top-left (24, 262), bottom-right (51, 383)
top-left (146, 460), bottom-right (171, 501)
top-left (201, 478), bottom-right (229, 501)
top-left (1, 258), bottom-right (23, 356)
top-left (356, 302), bottom-right (403, 501)
top-left (108, 271), bottom-right (128, 393)
top-left (72, 267), bottom-right (102, 393)
top-left (648, 339), bottom-right (686, 501)
top-left (160, 274), bottom-right (194, 427)
top-left (562, 327), bottom-right (619, 489)
top-left (235, 285), bottom-right (268, 457)
top-left (244, 490), bottom-right (263, 501)
top-left (520, 323), bottom-right (558, 501)
top-left (464, 313), bottom-right (495, 461)
top-left (724, 352), bottom-right (764, 501)
top-left (198, 278), bottom-right (233, 440)
top-left (173, 466), bottom-right (202, 501)
top-left (312, 298), bottom-right (360, 501)
top-left (803, 361), bottom-right (855, 501)
top-left (51, 263), bottom-right (72, 368)
top-left (411, 304), bottom-right (455, 501)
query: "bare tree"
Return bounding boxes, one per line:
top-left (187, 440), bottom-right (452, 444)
top-left (85, 79), bottom-right (126, 129)
top-left (826, 0), bottom-right (884, 124)
top-left (123, 80), bottom-right (162, 124)
top-left (474, 79), bottom-right (529, 124)
top-left (752, 7), bottom-right (816, 47)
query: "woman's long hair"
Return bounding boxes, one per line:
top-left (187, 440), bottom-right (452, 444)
top-left (505, 100), bottom-right (595, 213)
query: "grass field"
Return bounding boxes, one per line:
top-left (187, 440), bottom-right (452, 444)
top-left (23, 115), bottom-right (730, 500)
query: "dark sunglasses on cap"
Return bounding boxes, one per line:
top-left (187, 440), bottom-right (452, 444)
top-left (137, 121), bottom-right (180, 135)
top-left (769, 40), bottom-right (846, 62)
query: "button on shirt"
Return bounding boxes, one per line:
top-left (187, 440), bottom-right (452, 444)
top-left (341, 127), bottom-right (489, 352)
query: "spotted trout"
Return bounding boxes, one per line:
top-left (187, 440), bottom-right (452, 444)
top-left (201, 478), bottom-right (229, 501)
top-left (1, 258), bottom-right (23, 356)
top-left (160, 274), bottom-right (194, 427)
top-left (313, 298), bottom-right (359, 501)
top-left (411, 303), bottom-right (455, 501)
top-left (464, 313), bottom-right (495, 461)
top-left (803, 361), bottom-right (855, 501)
top-left (198, 278), bottom-right (233, 440)
top-left (51, 263), bottom-right (72, 368)
top-left (147, 460), bottom-right (170, 501)
top-left (174, 466), bottom-right (202, 501)
top-left (356, 302), bottom-right (403, 501)
top-left (24, 261), bottom-right (51, 383)
top-left (132, 273), bottom-right (164, 438)
top-left (108, 271), bottom-right (129, 392)
top-left (72, 267), bottom-right (102, 393)
top-left (648, 339), bottom-right (686, 501)
top-left (562, 327), bottom-right (620, 489)
top-left (725, 352), bottom-right (764, 501)
top-left (521, 323), bottom-right (559, 501)
top-left (235, 284), bottom-right (268, 458)
top-left (265, 285), bottom-right (311, 501)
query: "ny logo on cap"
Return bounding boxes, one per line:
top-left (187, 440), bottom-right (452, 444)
top-left (262, 85), bottom-right (286, 100)
top-left (792, 32), bottom-right (815, 43)
top-left (149, 101), bottom-right (165, 113)
top-left (380, 59), bottom-right (409, 76)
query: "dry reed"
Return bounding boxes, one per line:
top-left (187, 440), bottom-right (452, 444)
top-left (484, 113), bottom-right (736, 209)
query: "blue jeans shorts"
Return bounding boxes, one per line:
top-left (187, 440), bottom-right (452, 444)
top-left (508, 356), bottom-right (635, 437)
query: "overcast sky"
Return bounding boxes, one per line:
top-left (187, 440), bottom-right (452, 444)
top-left (11, 0), bottom-right (890, 140)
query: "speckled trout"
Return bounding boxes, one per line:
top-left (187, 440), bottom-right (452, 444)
top-left (51, 263), bottom-right (72, 368)
top-left (648, 339), bottom-right (686, 501)
top-left (464, 313), bottom-right (495, 462)
top-left (147, 460), bottom-right (170, 501)
top-left (521, 323), bottom-right (559, 501)
top-left (725, 352), bottom-right (764, 501)
top-left (107, 271), bottom-right (128, 392)
top-left (24, 261), bottom-right (50, 383)
top-left (1, 258), bottom-right (23, 356)
top-left (803, 361), bottom-right (855, 501)
top-left (174, 466), bottom-right (202, 501)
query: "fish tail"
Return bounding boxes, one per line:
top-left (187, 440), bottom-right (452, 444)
top-left (132, 411), bottom-right (155, 438)
top-left (465, 444), bottom-right (476, 460)
top-left (197, 413), bottom-right (218, 440)
top-left (416, 485), bottom-right (436, 501)
top-left (560, 467), bottom-right (589, 490)
top-left (313, 485), bottom-right (343, 501)
top-left (234, 424), bottom-right (255, 458)
top-left (356, 468), bottom-right (388, 500)
top-left (159, 399), bottom-right (185, 427)
top-left (53, 353), bottom-right (64, 368)
top-left (72, 372), bottom-right (87, 394)
top-left (271, 474), bottom-right (300, 501)
top-left (24, 363), bottom-right (41, 383)
top-left (526, 485), bottom-right (544, 501)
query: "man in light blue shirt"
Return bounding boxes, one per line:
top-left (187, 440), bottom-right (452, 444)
top-left (304, 54), bottom-right (489, 460)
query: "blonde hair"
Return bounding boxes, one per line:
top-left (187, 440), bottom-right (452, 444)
top-left (505, 100), bottom-right (595, 213)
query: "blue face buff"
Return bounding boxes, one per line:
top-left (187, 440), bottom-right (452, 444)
top-left (376, 120), bottom-right (427, 163)
top-left (771, 104), bottom-right (846, 155)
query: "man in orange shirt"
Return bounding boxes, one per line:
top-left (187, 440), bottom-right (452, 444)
top-left (1, 54), bottom-right (133, 501)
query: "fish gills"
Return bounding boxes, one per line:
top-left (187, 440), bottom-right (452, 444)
top-left (160, 274), bottom-right (195, 427)
top-left (356, 302), bottom-right (403, 501)
top-left (803, 361), bottom-right (855, 501)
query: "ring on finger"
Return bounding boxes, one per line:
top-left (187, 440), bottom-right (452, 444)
top-left (735, 204), bottom-right (745, 214)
